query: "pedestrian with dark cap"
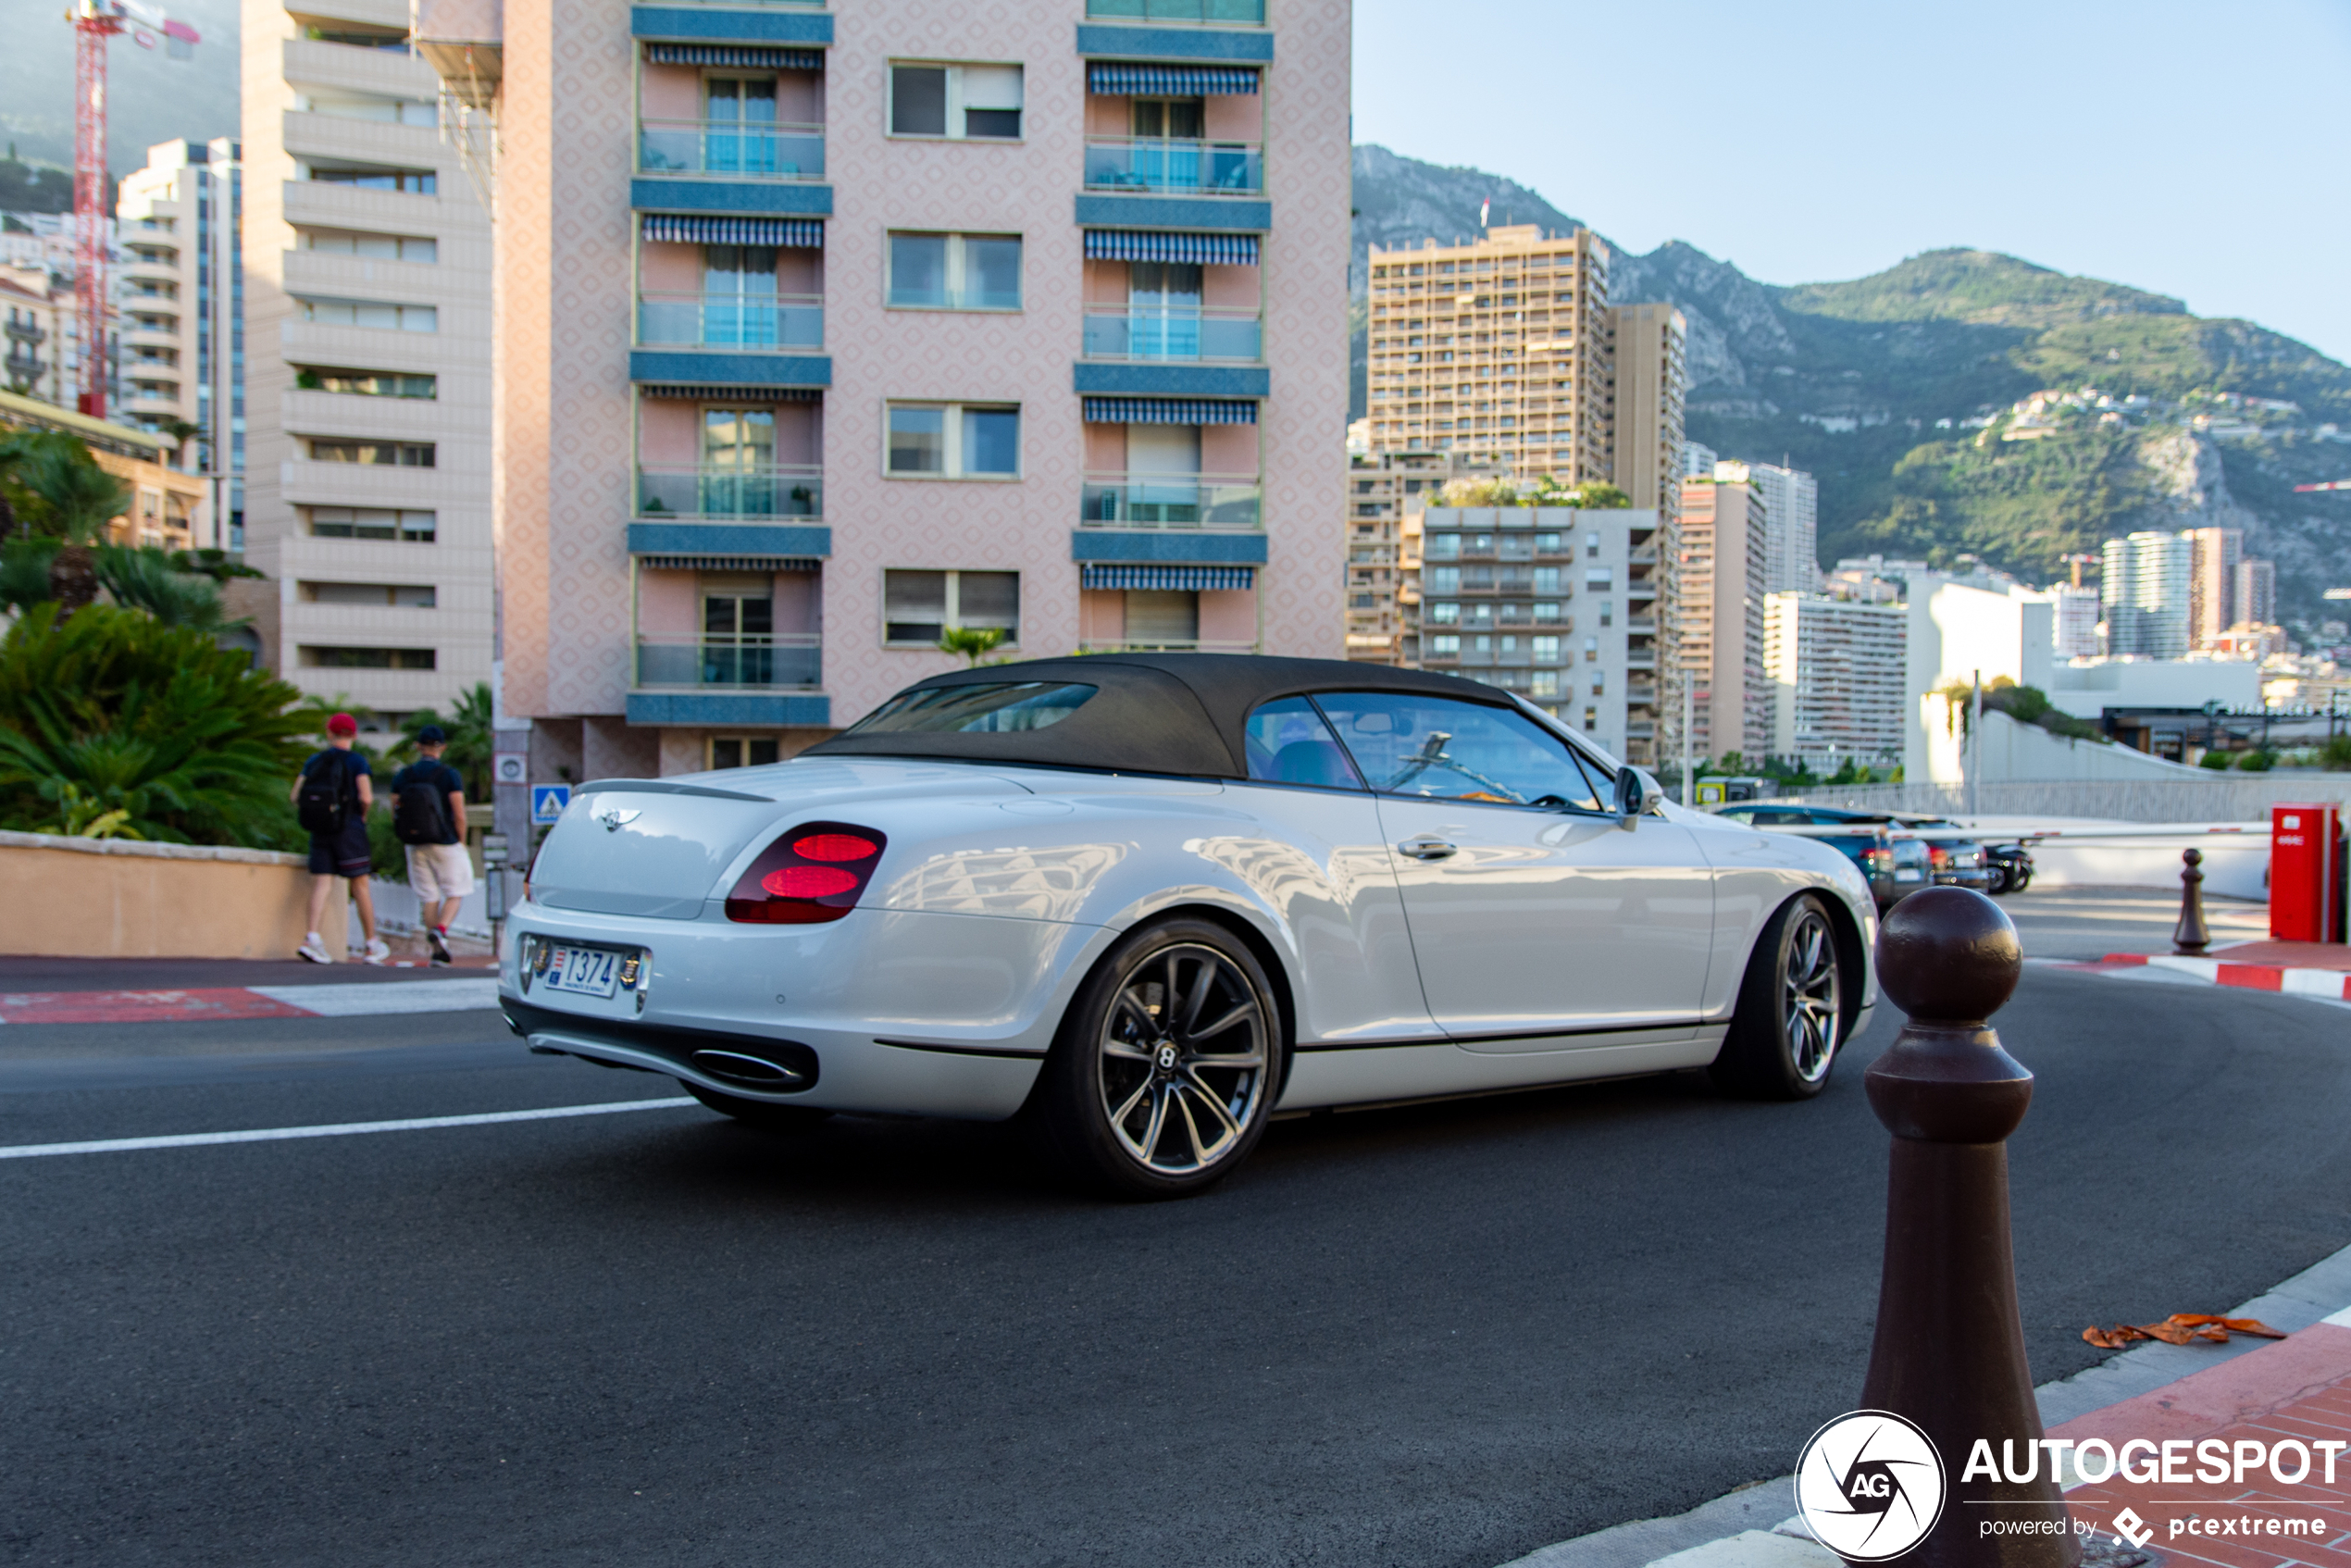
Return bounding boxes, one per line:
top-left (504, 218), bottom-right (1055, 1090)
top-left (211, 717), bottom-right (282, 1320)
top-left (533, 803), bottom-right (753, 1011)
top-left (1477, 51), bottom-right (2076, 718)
top-left (390, 725), bottom-right (472, 965)
top-left (291, 712), bottom-right (389, 964)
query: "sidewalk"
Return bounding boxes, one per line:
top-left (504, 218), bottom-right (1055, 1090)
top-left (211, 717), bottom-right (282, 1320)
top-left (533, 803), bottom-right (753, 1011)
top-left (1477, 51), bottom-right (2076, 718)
top-left (1499, 1241), bottom-right (2351, 1568)
top-left (2047, 940), bottom-right (2351, 1003)
top-left (0, 955), bottom-right (500, 1025)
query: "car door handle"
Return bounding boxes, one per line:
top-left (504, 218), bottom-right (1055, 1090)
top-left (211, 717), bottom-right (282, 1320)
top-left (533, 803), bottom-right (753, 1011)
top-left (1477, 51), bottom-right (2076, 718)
top-left (1398, 836), bottom-right (1457, 861)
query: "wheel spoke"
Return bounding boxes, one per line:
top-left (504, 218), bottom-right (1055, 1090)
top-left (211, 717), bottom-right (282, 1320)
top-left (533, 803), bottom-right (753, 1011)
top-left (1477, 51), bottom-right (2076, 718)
top-left (1135, 1082), bottom-right (1170, 1162)
top-left (1175, 1089), bottom-right (1210, 1166)
top-left (1097, 941), bottom-right (1272, 1175)
top-left (1177, 955), bottom-right (1218, 1037)
top-left (1110, 1071), bottom-right (1153, 1126)
top-left (1110, 990), bottom-right (1157, 1041)
top-left (1180, 1071), bottom-right (1243, 1142)
top-left (1187, 999), bottom-right (1258, 1045)
top-left (1103, 1037), bottom-right (1155, 1063)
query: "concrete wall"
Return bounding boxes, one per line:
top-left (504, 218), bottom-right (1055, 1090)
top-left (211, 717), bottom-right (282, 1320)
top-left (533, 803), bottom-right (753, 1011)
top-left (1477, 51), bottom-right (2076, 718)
top-left (0, 831), bottom-right (349, 961)
top-left (1921, 705), bottom-right (2212, 787)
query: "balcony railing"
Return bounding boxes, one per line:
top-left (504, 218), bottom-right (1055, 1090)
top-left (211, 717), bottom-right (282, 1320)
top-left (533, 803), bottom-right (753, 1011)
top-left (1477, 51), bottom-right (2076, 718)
top-left (636, 464), bottom-right (822, 520)
top-left (1085, 0), bottom-right (1266, 22)
top-left (634, 635), bottom-right (821, 690)
top-left (1084, 138), bottom-right (1263, 196)
top-left (1081, 305), bottom-right (1262, 363)
top-left (1078, 639), bottom-right (1260, 654)
top-left (637, 292), bottom-right (823, 351)
top-left (638, 120), bottom-right (826, 180)
top-left (1080, 471), bottom-right (1261, 529)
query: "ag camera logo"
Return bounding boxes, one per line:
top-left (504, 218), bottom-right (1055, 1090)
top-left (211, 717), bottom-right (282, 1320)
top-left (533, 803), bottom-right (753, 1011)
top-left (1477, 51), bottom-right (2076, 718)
top-left (1795, 1411), bottom-right (1947, 1561)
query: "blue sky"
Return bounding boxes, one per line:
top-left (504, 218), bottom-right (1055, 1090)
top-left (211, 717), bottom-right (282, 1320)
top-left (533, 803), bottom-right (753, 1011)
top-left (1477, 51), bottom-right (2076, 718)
top-left (1355, 0), bottom-right (2351, 363)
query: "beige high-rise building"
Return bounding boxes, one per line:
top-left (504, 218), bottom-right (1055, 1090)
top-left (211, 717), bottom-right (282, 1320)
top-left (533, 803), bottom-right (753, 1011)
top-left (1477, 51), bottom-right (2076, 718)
top-left (1607, 301), bottom-right (1685, 776)
top-left (1679, 473), bottom-right (1768, 762)
top-left (1362, 225), bottom-right (1614, 479)
top-left (114, 138), bottom-right (243, 550)
top-left (1765, 591), bottom-right (1905, 768)
top-left (241, 0), bottom-right (492, 722)
top-left (2185, 526), bottom-right (2242, 650)
top-left (1344, 448), bottom-right (1458, 664)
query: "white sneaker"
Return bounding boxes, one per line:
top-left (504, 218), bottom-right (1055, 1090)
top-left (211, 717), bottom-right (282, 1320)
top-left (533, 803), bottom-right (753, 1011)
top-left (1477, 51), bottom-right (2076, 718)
top-left (297, 934), bottom-right (332, 964)
top-left (363, 938), bottom-right (392, 965)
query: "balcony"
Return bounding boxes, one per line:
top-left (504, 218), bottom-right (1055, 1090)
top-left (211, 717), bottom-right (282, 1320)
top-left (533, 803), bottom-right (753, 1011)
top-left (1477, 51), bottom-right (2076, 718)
top-left (635, 635), bottom-right (821, 691)
top-left (1077, 639), bottom-right (1259, 654)
top-left (1080, 472), bottom-right (1261, 529)
top-left (1082, 305), bottom-right (1261, 364)
top-left (637, 292), bottom-right (822, 351)
top-left (4, 351), bottom-right (46, 382)
top-left (636, 463), bottom-right (821, 520)
top-left (638, 120), bottom-right (824, 180)
top-left (1084, 138), bottom-right (1262, 196)
top-left (5, 318), bottom-right (46, 346)
top-left (1085, 0), bottom-right (1265, 21)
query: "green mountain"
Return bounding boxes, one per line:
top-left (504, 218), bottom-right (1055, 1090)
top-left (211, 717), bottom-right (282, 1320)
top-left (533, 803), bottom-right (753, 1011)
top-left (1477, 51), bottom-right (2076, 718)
top-left (1351, 146), bottom-right (2351, 628)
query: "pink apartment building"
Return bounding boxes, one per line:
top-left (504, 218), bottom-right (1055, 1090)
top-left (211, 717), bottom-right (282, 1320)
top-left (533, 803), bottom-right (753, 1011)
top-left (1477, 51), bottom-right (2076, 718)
top-left (428, 0), bottom-right (1350, 798)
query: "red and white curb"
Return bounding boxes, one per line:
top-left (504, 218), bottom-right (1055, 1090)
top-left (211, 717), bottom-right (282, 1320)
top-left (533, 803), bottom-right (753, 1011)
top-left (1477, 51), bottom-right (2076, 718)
top-left (0, 978), bottom-right (502, 1026)
top-left (2034, 953), bottom-right (2351, 1002)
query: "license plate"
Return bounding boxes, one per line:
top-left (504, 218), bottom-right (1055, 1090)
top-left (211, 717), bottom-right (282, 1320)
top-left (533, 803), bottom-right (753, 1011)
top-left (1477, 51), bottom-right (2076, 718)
top-left (546, 945), bottom-right (627, 998)
top-left (1895, 869), bottom-right (1924, 883)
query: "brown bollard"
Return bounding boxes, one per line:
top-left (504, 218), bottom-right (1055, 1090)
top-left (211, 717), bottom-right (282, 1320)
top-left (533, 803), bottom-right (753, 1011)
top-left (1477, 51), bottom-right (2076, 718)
top-left (2172, 848), bottom-right (2211, 956)
top-left (1857, 888), bottom-right (2075, 1568)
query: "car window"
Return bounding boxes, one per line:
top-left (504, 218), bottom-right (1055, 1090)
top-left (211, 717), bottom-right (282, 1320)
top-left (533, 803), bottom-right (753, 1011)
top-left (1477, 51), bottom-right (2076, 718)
top-left (848, 681), bottom-right (1095, 733)
top-left (1717, 808), bottom-right (1758, 824)
top-left (1242, 696), bottom-right (1365, 791)
top-left (1311, 691), bottom-right (1605, 811)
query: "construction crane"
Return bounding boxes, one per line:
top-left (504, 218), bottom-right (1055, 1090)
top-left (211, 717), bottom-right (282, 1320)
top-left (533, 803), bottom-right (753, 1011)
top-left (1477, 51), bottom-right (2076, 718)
top-left (68, 0), bottom-right (199, 419)
top-left (2293, 480), bottom-right (2351, 492)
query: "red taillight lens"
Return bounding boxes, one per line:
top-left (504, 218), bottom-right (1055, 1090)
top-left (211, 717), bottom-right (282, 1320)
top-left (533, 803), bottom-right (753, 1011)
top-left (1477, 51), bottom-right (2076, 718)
top-left (1929, 845), bottom-right (1950, 869)
top-left (726, 821), bottom-right (887, 925)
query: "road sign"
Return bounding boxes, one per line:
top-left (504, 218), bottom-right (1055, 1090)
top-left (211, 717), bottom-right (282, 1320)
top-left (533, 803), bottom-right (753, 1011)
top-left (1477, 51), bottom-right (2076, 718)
top-left (531, 785), bottom-right (571, 825)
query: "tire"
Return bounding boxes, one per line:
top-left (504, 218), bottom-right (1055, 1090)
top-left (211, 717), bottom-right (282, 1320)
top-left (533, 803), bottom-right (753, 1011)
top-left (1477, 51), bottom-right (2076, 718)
top-left (2012, 868), bottom-right (2032, 893)
top-left (682, 1079), bottom-right (833, 1132)
top-left (1710, 893), bottom-right (1847, 1101)
top-left (1986, 865), bottom-right (2012, 896)
top-left (1028, 917), bottom-right (1283, 1200)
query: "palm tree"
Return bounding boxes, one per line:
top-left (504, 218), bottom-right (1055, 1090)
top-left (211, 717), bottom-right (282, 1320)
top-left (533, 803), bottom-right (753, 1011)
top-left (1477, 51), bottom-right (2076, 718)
top-left (7, 432), bottom-right (130, 618)
top-left (938, 626), bottom-right (1009, 666)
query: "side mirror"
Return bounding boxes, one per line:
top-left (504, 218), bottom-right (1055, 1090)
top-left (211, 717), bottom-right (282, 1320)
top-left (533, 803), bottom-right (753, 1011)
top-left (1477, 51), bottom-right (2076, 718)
top-left (1615, 765), bottom-right (1664, 828)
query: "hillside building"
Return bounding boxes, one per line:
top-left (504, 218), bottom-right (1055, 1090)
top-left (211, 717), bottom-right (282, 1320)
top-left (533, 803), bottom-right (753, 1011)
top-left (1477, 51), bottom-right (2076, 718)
top-left (2185, 526), bottom-right (2240, 650)
top-left (1764, 592), bottom-right (1905, 768)
top-left (2235, 558), bottom-right (2276, 628)
top-left (113, 138), bottom-right (243, 550)
top-left (1678, 474), bottom-right (1768, 762)
top-left (416, 0), bottom-right (1350, 792)
top-left (2102, 530), bottom-right (2192, 659)
top-left (241, 0), bottom-right (494, 725)
top-left (1680, 439), bottom-right (1715, 479)
top-left (1728, 460), bottom-right (1816, 594)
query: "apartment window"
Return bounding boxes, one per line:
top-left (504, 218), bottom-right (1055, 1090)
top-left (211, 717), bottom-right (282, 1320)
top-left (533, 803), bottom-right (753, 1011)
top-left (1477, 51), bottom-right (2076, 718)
top-left (889, 64), bottom-right (1023, 139)
top-left (1531, 671), bottom-right (1560, 699)
top-left (1426, 566), bottom-right (1461, 594)
top-left (1585, 567), bottom-right (1613, 589)
top-left (298, 646), bottom-right (436, 669)
top-left (1424, 533), bottom-right (1462, 561)
top-left (1426, 603), bottom-right (1459, 625)
top-left (1429, 634), bottom-right (1460, 657)
top-left (308, 440), bottom-right (435, 467)
top-left (305, 507), bottom-right (436, 541)
top-left (1534, 602), bottom-right (1563, 624)
top-left (710, 736), bottom-right (781, 770)
top-left (1532, 566), bottom-right (1562, 594)
top-left (305, 163), bottom-right (436, 194)
top-left (1586, 530), bottom-right (1601, 558)
top-left (883, 569), bottom-right (1020, 646)
top-left (885, 404), bottom-right (1019, 478)
top-left (1533, 636), bottom-right (1561, 665)
top-left (1598, 601), bottom-right (1613, 628)
top-left (299, 298), bottom-right (437, 332)
top-left (295, 367), bottom-right (436, 399)
top-left (300, 581), bottom-right (437, 606)
top-left (301, 229), bottom-right (437, 263)
top-left (1583, 638), bottom-right (1598, 664)
top-left (1083, 0), bottom-right (1267, 21)
top-left (888, 232), bottom-right (1022, 310)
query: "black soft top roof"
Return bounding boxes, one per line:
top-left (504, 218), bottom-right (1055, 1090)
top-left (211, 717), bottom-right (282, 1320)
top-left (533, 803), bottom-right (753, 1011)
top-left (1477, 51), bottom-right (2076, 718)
top-left (802, 654), bottom-right (1546, 778)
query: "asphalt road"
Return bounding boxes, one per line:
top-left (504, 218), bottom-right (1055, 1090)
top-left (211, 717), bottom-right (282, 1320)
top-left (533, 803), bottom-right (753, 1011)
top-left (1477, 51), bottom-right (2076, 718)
top-left (2, 961), bottom-right (2347, 1567)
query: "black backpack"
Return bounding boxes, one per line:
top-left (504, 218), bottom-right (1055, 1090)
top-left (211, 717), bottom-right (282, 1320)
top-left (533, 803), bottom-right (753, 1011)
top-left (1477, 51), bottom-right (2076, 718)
top-left (296, 753), bottom-right (352, 834)
top-left (392, 770), bottom-right (454, 845)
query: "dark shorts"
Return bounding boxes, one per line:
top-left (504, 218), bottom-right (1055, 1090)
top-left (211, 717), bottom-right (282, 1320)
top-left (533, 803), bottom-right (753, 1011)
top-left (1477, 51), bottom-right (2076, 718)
top-left (308, 819), bottom-right (372, 877)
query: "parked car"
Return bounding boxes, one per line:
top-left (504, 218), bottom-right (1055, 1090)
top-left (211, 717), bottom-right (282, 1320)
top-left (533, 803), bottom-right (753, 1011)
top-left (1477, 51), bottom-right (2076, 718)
top-left (1709, 803), bottom-right (1931, 913)
top-left (504, 656), bottom-right (1880, 1198)
top-left (1984, 842), bottom-right (2034, 895)
top-left (1895, 816), bottom-right (1996, 892)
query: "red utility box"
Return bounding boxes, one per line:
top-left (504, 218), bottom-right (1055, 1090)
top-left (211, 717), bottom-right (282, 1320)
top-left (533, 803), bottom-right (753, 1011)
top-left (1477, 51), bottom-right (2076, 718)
top-left (2270, 803), bottom-right (2345, 943)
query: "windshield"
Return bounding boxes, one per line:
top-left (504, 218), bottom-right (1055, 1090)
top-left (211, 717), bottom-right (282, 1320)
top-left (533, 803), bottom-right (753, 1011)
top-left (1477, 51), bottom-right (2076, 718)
top-left (847, 682), bottom-right (1097, 734)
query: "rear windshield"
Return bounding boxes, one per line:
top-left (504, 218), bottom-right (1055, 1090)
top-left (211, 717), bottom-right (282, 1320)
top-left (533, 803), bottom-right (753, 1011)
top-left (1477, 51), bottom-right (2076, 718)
top-left (847, 682), bottom-right (1097, 735)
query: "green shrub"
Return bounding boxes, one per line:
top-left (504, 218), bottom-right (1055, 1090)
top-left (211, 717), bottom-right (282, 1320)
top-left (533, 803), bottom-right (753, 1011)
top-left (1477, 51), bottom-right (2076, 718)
top-left (2198, 749), bottom-right (2234, 770)
top-left (2236, 749), bottom-right (2275, 773)
top-left (0, 604), bottom-right (313, 846)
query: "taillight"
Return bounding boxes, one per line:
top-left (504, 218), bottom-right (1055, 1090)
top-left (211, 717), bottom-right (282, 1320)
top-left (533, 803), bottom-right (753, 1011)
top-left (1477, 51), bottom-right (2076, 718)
top-left (1863, 845), bottom-right (1893, 873)
top-left (726, 822), bottom-right (888, 924)
top-left (1928, 845), bottom-right (1951, 869)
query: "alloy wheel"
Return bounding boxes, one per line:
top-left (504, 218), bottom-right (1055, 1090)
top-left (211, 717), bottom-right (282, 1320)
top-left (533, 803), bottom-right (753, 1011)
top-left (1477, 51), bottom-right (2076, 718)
top-left (1783, 909), bottom-right (1842, 1084)
top-left (1098, 943), bottom-right (1269, 1176)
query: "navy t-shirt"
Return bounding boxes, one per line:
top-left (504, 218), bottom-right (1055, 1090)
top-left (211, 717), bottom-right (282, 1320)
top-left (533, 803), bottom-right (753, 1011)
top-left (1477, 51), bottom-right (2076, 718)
top-left (302, 748), bottom-right (371, 800)
top-left (390, 759), bottom-right (465, 844)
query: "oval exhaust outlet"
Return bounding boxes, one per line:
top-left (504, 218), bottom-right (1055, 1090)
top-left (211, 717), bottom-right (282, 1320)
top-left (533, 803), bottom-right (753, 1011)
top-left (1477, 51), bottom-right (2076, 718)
top-left (690, 1049), bottom-right (807, 1089)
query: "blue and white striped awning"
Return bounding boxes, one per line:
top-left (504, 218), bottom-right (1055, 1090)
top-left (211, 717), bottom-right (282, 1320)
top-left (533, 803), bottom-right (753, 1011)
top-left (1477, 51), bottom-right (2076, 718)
top-left (1087, 64), bottom-right (1258, 95)
top-left (639, 555), bottom-right (821, 573)
top-left (641, 384), bottom-right (822, 402)
top-left (1084, 230), bottom-right (1259, 266)
top-left (1082, 397), bottom-right (1257, 426)
top-left (1082, 565), bottom-right (1255, 591)
top-left (644, 44), bottom-right (823, 70)
top-left (641, 215), bottom-right (823, 248)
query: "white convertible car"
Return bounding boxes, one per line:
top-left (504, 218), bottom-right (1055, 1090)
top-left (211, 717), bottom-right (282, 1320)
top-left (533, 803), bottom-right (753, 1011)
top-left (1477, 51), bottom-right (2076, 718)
top-left (503, 655), bottom-right (1877, 1197)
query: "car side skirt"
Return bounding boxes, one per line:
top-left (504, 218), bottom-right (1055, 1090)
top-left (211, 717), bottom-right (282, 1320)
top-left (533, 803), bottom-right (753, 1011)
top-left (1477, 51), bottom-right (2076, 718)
top-left (1276, 1023), bottom-right (1727, 1111)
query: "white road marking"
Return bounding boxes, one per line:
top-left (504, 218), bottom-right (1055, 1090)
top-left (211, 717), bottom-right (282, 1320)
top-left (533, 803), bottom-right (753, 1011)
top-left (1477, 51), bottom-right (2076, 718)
top-left (249, 979), bottom-right (504, 1015)
top-left (0, 1097), bottom-right (698, 1160)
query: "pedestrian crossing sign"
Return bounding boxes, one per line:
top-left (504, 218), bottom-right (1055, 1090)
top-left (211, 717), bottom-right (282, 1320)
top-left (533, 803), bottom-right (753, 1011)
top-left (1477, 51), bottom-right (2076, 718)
top-left (531, 784), bottom-right (571, 825)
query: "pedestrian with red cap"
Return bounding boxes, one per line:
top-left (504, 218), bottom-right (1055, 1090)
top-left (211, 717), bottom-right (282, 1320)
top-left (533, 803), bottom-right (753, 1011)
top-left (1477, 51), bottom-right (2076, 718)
top-left (288, 712), bottom-right (390, 964)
